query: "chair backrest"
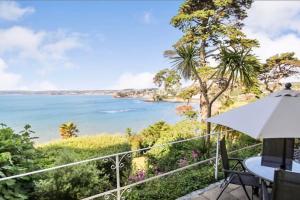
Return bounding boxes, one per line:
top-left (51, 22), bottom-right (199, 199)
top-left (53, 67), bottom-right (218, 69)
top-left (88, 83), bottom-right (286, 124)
top-left (272, 170), bottom-right (300, 200)
top-left (262, 138), bottom-right (294, 170)
top-left (219, 137), bottom-right (229, 171)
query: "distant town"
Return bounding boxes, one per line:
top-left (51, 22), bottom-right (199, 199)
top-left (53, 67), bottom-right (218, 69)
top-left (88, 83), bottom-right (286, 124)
top-left (0, 88), bottom-right (158, 98)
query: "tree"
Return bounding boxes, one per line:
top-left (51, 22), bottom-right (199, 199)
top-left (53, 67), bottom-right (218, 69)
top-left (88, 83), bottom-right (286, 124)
top-left (153, 69), bottom-right (181, 96)
top-left (259, 52), bottom-right (300, 93)
top-left (168, 0), bottom-right (256, 142)
top-left (171, 40), bottom-right (260, 142)
top-left (0, 125), bottom-right (38, 199)
top-left (59, 122), bottom-right (79, 139)
top-left (177, 85), bottom-right (199, 104)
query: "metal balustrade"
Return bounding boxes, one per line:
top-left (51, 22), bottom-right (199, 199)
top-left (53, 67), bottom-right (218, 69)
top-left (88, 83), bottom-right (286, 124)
top-left (0, 132), bottom-right (262, 200)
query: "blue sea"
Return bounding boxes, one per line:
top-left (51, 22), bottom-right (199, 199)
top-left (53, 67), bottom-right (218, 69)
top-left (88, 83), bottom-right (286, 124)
top-left (0, 95), bottom-right (183, 142)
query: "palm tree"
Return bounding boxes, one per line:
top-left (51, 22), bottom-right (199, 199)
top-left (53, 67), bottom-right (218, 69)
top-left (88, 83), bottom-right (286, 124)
top-left (59, 122), bottom-right (79, 139)
top-left (170, 42), bottom-right (260, 142)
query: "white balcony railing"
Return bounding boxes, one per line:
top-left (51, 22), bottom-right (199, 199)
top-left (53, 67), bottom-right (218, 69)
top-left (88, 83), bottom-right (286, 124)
top-left (0, 132), bottom-right (262, 200)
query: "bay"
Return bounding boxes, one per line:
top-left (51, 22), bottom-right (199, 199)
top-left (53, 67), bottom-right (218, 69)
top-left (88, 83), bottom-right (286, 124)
top-left (0, 95), bottom-right (182, 142)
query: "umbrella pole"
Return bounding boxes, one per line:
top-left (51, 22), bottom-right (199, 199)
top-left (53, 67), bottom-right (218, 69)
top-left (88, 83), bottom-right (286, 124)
top-left (280, 138), bottom-right (286, 170)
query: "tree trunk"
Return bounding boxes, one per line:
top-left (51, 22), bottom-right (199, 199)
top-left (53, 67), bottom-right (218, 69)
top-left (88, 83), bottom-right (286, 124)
top-left (206, 103), bottom-right (213, 143)
top-left (198, 41), bottom-right (211, 143)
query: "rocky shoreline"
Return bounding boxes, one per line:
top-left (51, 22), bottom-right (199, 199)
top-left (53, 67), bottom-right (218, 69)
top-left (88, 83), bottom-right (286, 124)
top-left (0, 88), bottom-right (199, 103)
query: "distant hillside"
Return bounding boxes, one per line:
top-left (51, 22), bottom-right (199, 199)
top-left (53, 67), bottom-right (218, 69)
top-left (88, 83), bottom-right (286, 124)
top-left (0, 88), bottom-right (158, 96)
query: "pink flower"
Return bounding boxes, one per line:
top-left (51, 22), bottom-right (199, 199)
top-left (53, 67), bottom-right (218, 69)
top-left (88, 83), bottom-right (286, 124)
top-left (178, 158), bottom-right (189, 167)
top-left (192, 150), bottom-right (200, 159)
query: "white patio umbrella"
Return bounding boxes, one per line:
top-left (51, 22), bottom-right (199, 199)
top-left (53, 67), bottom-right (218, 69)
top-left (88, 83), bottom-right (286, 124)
top-left (207, 83), bottom-right (300, 139)
top-left (207, 83), bottom-right (300, 169)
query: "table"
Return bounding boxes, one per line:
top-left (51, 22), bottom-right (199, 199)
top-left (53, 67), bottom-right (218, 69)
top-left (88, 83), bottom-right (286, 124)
top-left (244, 156), bottom-right (300, 182)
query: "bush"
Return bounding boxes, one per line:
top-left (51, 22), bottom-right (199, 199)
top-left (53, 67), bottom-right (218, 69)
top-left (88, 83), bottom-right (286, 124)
top-left (39, 134), bottom-right (130, 159)
top-left (127, 164), bottom-right (215, 200)
top-left (38, 134), bottom-right (132, 194)
top-left (33, 150), bottom-right (111, 200)
top-left (0, 124), bottom-right (38, 200)
top-left (147, 139), bottom-right (209, 173)
top-left (140, 121), bottom-right (171, 147)
top-left (141, 120), bottom-right (204, 172)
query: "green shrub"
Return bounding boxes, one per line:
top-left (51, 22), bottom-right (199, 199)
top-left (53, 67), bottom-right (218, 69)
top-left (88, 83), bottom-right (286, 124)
top-left (33, 150), bottom-right (111, 200)
top-left (127, 164), bottom-right (215, 200)
top-left (140, 121), bottom-right (171, 147)
top-left (39, 134), bottom-right (130, 159)
top-left (0, 124), bottom-right (38, 200)
top-left (147, 139), bottom-right (209, 173)
top-left (38, 134), bottom-right (132, 193)
top-left (141, 120), bottom-right (204, 172)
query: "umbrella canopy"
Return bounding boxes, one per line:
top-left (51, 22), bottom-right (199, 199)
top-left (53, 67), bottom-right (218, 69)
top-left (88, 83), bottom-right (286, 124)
top-left (207, 84), bottom-right (300, 139)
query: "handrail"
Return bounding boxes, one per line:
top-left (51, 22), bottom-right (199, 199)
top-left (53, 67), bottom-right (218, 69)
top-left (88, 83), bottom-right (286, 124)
top-left (0, 131), bottom-right (262, 200)
top-left (0, 132), bottom-right (218, 182)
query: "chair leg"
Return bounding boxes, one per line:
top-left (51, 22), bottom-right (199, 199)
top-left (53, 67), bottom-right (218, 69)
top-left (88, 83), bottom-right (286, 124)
top-left (216, 181), bottom-right (230, 200)
top-left (241, 183), bottom-right (251, 200)
top-left (217, 176), bottom-right (233, 200)
top-left (237, 175), bottom-right (251, 200)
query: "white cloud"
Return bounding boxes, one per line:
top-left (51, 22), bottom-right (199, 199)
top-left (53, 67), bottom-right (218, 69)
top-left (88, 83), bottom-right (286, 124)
top-left (245, 29), bottom-right (300, 61)
top-left (0, 26), bottom-right (82, 60)
top-left (113, 72), bottom-right (155, 89)
top-left (0, 1), bottom-right (34, 21)
top-left (0, 58), bottom-right (57, 91)
top-left (0, 26), bottom-right (45, 58)
top-left (0, 25), bottom-right (84, 90)
top-left (0, 58), bottom-right (22, 90)
top-left (142, 11), bottom-right (152, 24)
top-left (244, 1), bottom-right (300, 61)
top-left (43, 37), bottom-right (82, 60)
top-left (0, 26), bottom-right (83, 73)
top-left (245, 1), bottom-right (300, 36)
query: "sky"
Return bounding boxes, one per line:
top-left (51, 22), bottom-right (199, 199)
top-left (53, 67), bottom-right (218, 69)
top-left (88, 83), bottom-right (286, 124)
top-left (0, 1), bottom-right (300, 90)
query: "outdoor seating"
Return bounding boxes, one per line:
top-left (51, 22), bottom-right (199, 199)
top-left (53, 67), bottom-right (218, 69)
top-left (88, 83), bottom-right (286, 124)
top-left (261, 170), bottom-right (300, 200)
top-left (217, 137), bottom-right (260, 200)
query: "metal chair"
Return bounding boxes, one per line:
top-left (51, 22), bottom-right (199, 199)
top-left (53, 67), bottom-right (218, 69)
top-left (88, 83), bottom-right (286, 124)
top-left (261, 170), bottom-right (300, 200)
top-left (217, 137), bottom-right (260, 200)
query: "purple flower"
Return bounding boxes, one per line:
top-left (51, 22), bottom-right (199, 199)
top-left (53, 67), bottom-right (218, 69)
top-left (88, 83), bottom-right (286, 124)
top-left (129, 170), bottom-right (146, 182)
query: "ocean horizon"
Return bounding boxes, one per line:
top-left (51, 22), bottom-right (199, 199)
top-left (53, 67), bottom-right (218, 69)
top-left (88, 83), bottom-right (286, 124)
top-left (0, 95), bottom-right (183, 142)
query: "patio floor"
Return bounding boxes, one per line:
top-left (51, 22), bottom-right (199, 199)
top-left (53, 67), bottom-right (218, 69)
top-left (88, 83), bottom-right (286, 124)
top-left (179, 183), bottom-right (259, 200)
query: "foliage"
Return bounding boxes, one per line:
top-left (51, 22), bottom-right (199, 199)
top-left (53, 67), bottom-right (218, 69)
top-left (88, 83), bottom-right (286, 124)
top-left (153, 69), bottom-right (182, 96)
top-left (147, 138), bottom-right (208, 173)
top-left (165, 0), bottom-right (257, 144)
top-left (33, 150), bottom-right (111, 200)
top-left (177, 85), bottom-right (199, 104)
top-left (39, 134), bottom-right (130, 162)
top-left (38, 134), bottom-right (132, 189)
top-left (125, 128), bottom-right (133, 137)
top-left (140, 121), bottom-right (171, 148)
top-left (145, 120), bottom-right (203, 172)
top-left (176, 105), bottom-right (198, 120)
top-left (129, 135), bottom-right (143, 157)
top-left (59, 122), bottom-right (79, 139)
top-left (127, 164), bottom-right (215, 200)
top-left (0, 124), bottom-right (38, 200)
top-left (259, 52), bottom-right (300, 93)
top-left (217, 42), bottom-right (261, 88)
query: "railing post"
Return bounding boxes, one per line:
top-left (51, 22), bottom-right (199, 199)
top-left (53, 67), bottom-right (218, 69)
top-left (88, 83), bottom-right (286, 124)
top-left (116, 155), bottom-right (121, 200)
top-left (215, 132), bottom-right (220, 180)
